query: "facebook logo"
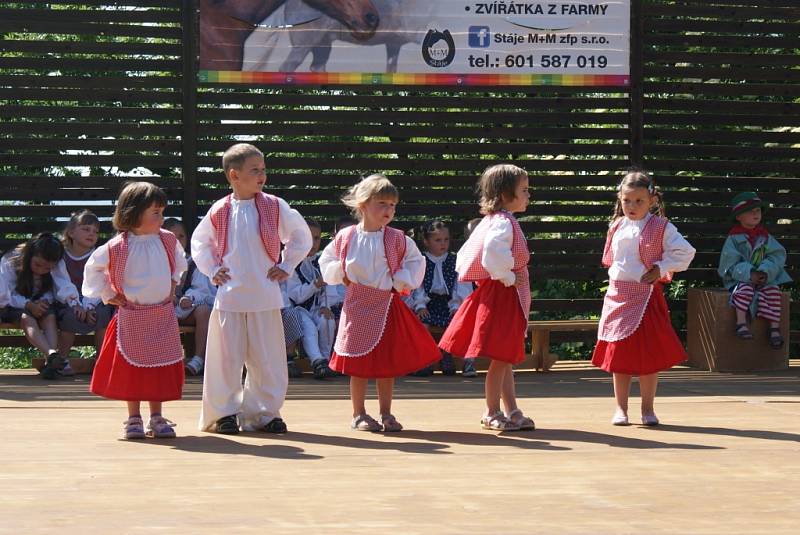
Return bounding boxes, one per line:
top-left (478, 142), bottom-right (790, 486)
top-left (468, 26), bottom-right (491, 48)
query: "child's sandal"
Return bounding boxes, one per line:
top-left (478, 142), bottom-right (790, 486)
top-left (146, 416), bottom-right (176, 439)
top-left (768, 328), bottom-right (784, 349)
top-left (735, 323), bottom-right (753, 340)
top-left (381, 414), bottom-right (403, 432)
top-left (123, 416), bottom-right (146, 440)
top-left (506, 409), bottom-right (535, 431)
top-left (480, 411), bottom-right (520, 432)
top-left (351, 414), bottom-right (381, 432)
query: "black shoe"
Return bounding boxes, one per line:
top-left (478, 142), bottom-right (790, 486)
top-left (215, 415), bottom-right (239, 435)
top-left (287, 360), bottom-right (302, 378)
top-left (263, 417), bottom-right (287, 434)
top-left (39, 352), bottom-right (65, 380)
top-left (409, 365), bottom-right (434, 377)
top-left (312, 360), bottom-right (333, 380)
top-left (439, 353), bottom-right (456, 376)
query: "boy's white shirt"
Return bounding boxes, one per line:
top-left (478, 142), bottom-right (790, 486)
top-left (287, 254), bottom-right (344, 312)
top-left (0, 252), bottom-right (78, 309)
top-left (82, 233), bottom-right (187, 305)
top-left (455, 215), bottom-right (516, 287)
top-left (608, 214), bottom-right (696, 282)
top-left (191, 195), bottom-right (312, 313)
top-left (318, 225), bottom-right (426, 292)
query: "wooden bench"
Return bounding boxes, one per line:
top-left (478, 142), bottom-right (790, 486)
top-left (0, 322), bottom-right (197, 374)
top-left (427, 320), bottom-right (599, 372)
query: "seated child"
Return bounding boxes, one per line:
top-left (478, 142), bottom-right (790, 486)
top-left (408, 220), bottom-right (473, 376)
top-left (56, 210), bottom-right (115, 375)
top-left (163, 218), bottom-right (215, 375)
top-left (287, 219), bottom-right (338, 379)
top-left (459, 218), bottom-right (483, 377)
top-left (719, 192), bottom-right (792, 348)
top-left (0, 234), bottom-right (74, 379)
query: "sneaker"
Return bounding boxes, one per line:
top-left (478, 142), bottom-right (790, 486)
top-left (287, 360), bottom-right (302, 378)
top-left (215, 415), bottom-right (240, 435)
top-left (123, 416), bottom-right (146, 440)
top-left (146, 415), bottom-right (176, 438)
top-left (39, 351), bottom-right (65, 380)
top-left (185, 355), bottom-right (204, 376)
top-left (59, 360), bottom-right (75, 377)
top-left (612, 410), bottom-right (630, 426)
top-left (311, 359), bottom-right (333, 380)
top-left (462, 359), bottom-right (477, 378)
top-left (439, 353), bottom-right (456, 376)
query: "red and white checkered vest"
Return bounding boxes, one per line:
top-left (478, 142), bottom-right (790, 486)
top-left (208, 192), bottom-right (280, 264)
top-left (457, 212), bottom-right (531, 322)
top-left (598, 215), bottom-right (671, 342)
top-left (107, 230), bottom-right (184, 367)
top-left (332, 225), bottom-right (406, 357)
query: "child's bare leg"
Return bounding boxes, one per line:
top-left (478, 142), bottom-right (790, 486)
top-left (612, 372), bottom-right (632, 415)
top-left (58, 330), bottom-right (76, 357)
top-left (350, 376), bottom-right (369, 417)
top-left (20, 313), bottom-right (55, 355)
top-left (485, 360), bottom-right (506, 415)
top-left (735, 308), bottom-right (748, 325)
top-left (42, 313), bottom-right (58, 349)
top-left (376, 377), bottom-right (394, 416)
top-left (500, 363), bottom-right (518, 415)
top-left (193, 304), bottom-right (211, 359)
top-left (127, 400), bottom-right (142, 418)
top-left (148, 401), bottom-right (163, 416)
top-left (639, 373), bottom-right (658, 416)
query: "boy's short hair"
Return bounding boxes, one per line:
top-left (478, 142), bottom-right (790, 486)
top-left (222, 143), bottom-right (264, 175)
top-left (162, 217), bottom-right (184, 232)
top-left (113, 181), bottom-right (167, 232)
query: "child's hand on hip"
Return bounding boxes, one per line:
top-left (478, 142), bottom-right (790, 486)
top-left (108, 293), bottom-right (127, 307)
top-left (267, 266), bottom-right (289, 282)
top-left (640, 265), bottom-right (661, 284)
top-left (212, 266), bottom-right (231, 286)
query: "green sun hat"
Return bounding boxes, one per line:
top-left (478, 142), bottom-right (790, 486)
top-left (730, 191), bottom-right (764, 221)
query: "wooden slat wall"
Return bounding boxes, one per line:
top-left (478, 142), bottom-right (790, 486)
top-left (1, 0), bottom-right (797, 352)
top-left (0, 1), bottom-right (185, 248)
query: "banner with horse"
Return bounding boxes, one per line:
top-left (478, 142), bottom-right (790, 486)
top-left (199, 0), bottom-right (630, 87)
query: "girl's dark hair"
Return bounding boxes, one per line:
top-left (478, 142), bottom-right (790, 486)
top-left (11, 233), bottom-right (64, 299)
top-left (418, 220), bottom-right (449, 242)
top-left (477, 164), bottom-right (528, 214)
top-left (612, 168), bottom-right (665, 220)
top-left (62, 209), bottom-right (100, 248)
top-left (112, 181), bottom-right (167, 231)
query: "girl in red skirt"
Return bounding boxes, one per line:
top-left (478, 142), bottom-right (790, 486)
top-left (84, 182), bottom-right (187, 439)
top-left (592, 170), bottom-right (695, 426)
top-left (318, 174), bottom-right (440, 432)
top-left (439, 164), bottom-right (535, 432)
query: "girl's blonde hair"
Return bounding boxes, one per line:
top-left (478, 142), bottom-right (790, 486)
top-left (477, 164), bottom-right (528, 215)
top-left (342, 174), bottom-right (399, 219)
top-left (62, 209), bottom-right (100, 248)
top-left (612, 168), bottom-right (665, 220)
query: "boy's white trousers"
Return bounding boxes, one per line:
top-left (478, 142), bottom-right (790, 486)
top-left (199, 309), bottom-right (287, 432)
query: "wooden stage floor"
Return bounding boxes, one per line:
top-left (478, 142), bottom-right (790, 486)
top-left (1, 361), bottom-right (798, 534)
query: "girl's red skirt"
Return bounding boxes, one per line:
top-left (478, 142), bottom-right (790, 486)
top-left (90, 315), bottom-right (184, 401)
top-left (591, 284), bottom-right (687, 376)
top-left (438, 279), bottom-right (527, 365)
top-left (329, 294), bottom-right (441, 379)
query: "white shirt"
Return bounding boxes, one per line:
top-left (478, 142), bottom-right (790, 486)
top-left (0, 252), bottom-right (77, 309)
top-left (319, 225), bottom-right (425, 292)
top-left (286, 254), bottom-right (345, 312)
top-left (83, 233), bottom-right (187, 306)
top-left (455, 215), bottom-right (517, 287)
top-left (191, 196), bottom-right (312, 312)
top-left (409, 252), bottom-right (474, 312)
top-left (608, 214), bottom-right (696, 282)
top-left (178, 256), bottom-right (217, 307)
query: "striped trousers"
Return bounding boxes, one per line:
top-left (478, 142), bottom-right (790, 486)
top-left (730, 283), bottom-right (782, 322)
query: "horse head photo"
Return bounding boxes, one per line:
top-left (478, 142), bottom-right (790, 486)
top-left (199, 0), bottom-right (380, 71)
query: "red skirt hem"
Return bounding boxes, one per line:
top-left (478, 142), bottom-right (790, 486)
top-left (591, 285), bottom-right (687, 376)
top-left (329, 295), bottom-right (441, 379)
top-left (90, 315), bottom-right (184, 401)
top-left (438, 279), bottom-right (526, 365)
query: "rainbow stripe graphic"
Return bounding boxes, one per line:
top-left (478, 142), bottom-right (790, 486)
top-left (200, 70), bottom-right (630, 87)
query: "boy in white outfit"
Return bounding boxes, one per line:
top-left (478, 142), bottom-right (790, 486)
top-left (287, 219), bottom-right (341, 379)
top-left (192, 143), bottom-right (312, 434)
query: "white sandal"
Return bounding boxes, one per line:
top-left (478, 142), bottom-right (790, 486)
top-left (506, 409), bottom-right (535, 431)
top-left (480, 411), bottom-right (520, 431)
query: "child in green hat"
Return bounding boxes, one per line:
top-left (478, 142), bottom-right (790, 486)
top-left (718, 192), bottom-right (791, 348)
